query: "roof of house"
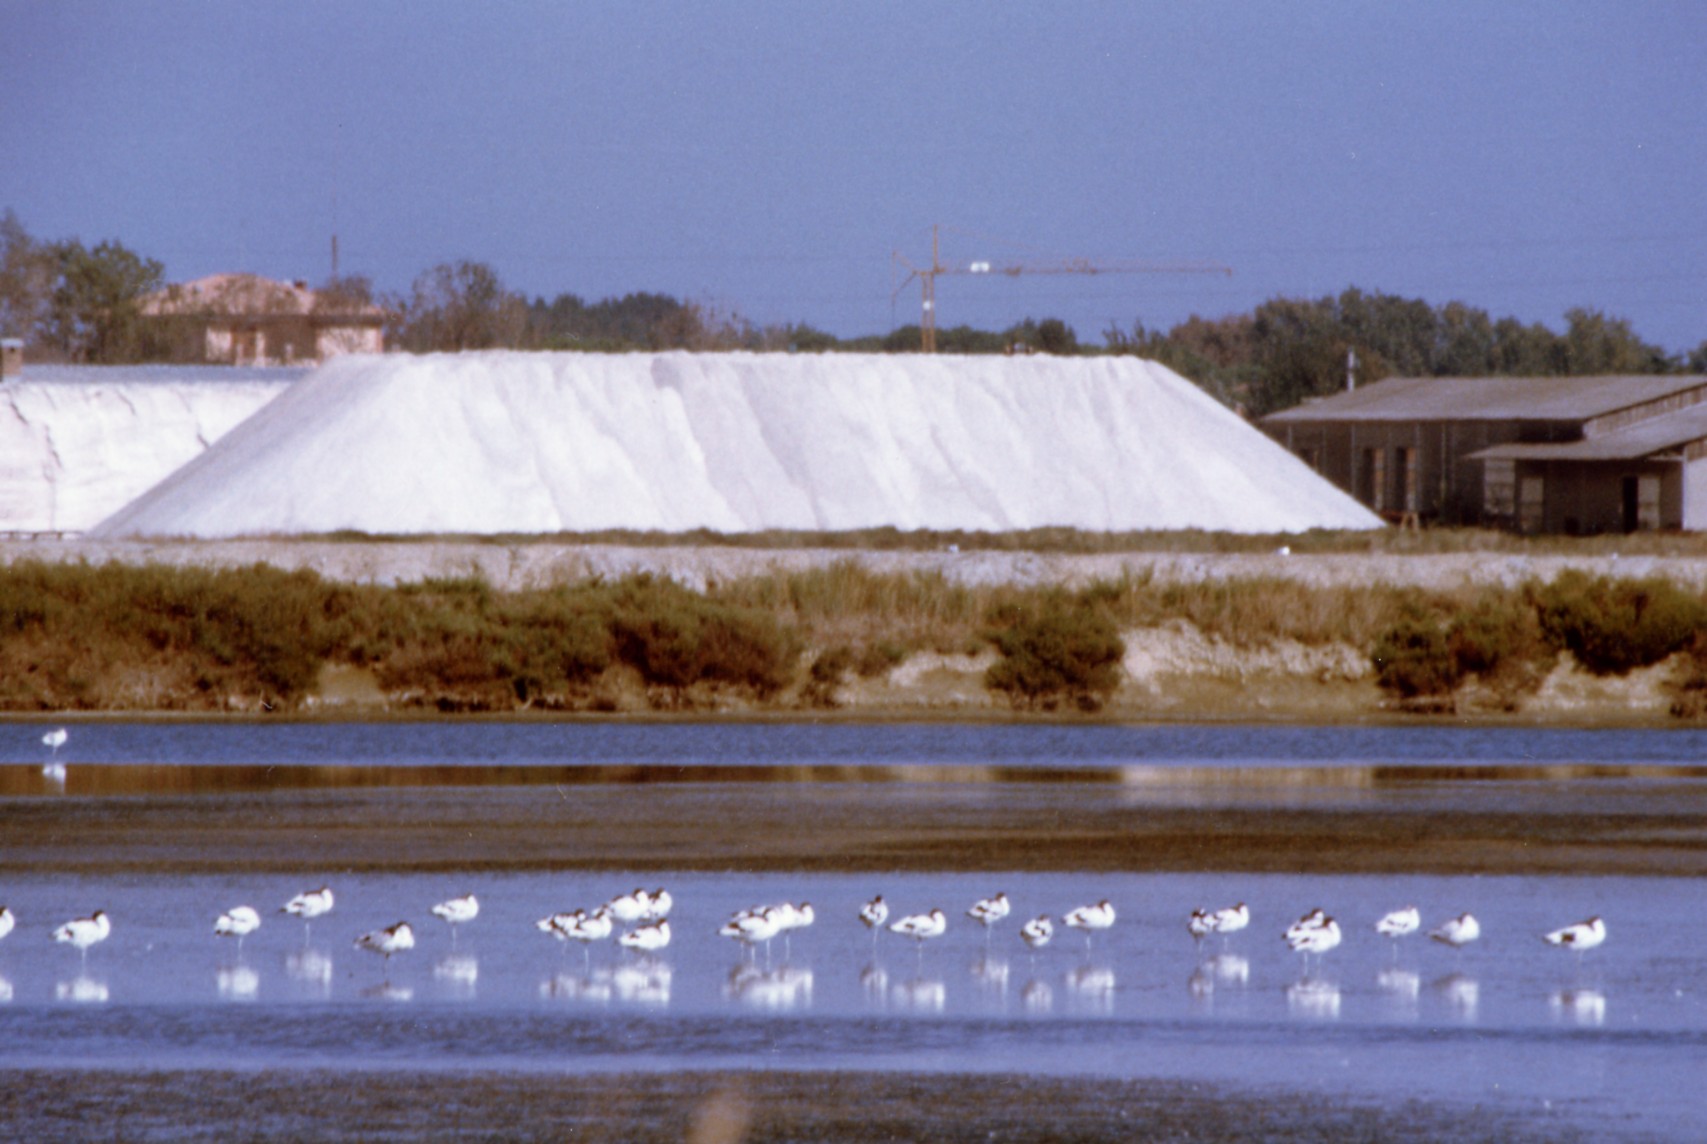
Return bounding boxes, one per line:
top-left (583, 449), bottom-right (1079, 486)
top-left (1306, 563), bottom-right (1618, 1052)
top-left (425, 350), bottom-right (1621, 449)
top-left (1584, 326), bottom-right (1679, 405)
top-left (1469, 402), bottom-right (1707, 463)
top-left (141, 273), bottom-right (385, 321)
top-left (1262, 374), bottom-right (1707, 424)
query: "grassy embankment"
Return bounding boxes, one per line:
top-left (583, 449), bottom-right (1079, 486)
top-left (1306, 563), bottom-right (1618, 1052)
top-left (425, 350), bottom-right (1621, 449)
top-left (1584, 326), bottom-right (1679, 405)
top-left (3, 549), bottom-right (1707, 716)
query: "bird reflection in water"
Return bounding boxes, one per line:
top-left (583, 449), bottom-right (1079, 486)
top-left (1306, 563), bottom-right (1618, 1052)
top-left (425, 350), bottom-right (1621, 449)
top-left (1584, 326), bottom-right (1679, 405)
top-left (1065, 964), bottom-right (1115, 1014)
top-left (433, 953), bottom-right (479, 998)
top-left (217, 964), bottom-right (259, 1001)
top-left (1433, 973), bottom-right (1479, 1020)
top-left (1377, 967), bottom-right (1421, 1018)
top-left (57, 975), bottom-right (109, 1004)
top-left (360, 981), bottom-right (413, 1002)
top-left (859, 962), bottom-right (888, 1007)
top-left (1021, 978), bottom-right (1054, 1014)
top-left (970, 955), bottom-right (1009, 1000)
top-left (285, 948), bottom-right (333, 997)
top-left (545, 958), bottom-right (672, 1005)
top-left (890, 976), bottom-right (946, 1013)
top-left (1188, 953), bottom-right (1249, 1006)
top-left (1285, 976), bottom-right (1341, 1020)
top-left (0, 974), bottom-right (12, 1003)
top-left (1550, 988), bottom-right (1607, 1027)
top-left (725, 963), bottom-right (813, 1011)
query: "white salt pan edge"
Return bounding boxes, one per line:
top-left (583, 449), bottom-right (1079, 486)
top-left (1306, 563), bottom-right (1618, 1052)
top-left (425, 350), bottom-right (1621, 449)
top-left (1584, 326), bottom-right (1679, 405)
top-left (92, 352), bottom-right (1381, 538)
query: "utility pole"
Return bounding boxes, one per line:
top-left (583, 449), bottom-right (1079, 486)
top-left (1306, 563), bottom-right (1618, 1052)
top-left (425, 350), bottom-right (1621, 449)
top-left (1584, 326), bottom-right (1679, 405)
top-left (892, 225), bottom-right (1232, 353)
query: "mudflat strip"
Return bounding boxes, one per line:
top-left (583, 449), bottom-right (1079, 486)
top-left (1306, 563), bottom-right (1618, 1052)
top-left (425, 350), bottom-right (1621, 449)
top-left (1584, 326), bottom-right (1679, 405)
top-left (4, 779), bottom-right (1705, 877)
top-left (0, 1068), bottom-right (1593, 1143)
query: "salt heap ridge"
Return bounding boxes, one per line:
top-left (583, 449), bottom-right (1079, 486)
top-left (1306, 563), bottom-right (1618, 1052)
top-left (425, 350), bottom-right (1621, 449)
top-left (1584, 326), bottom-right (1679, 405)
top-left (93, 352), bottom-right (1380, 537)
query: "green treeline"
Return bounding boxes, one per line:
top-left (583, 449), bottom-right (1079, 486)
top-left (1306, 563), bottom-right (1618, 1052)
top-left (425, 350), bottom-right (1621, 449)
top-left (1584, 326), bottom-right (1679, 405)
top-left (4, 560), bottom-right (1706, 717)
top-left (5, 210), bottom-right (1703, 420)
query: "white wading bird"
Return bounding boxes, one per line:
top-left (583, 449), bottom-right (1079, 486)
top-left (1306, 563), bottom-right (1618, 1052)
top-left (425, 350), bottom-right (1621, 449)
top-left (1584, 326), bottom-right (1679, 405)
top-left (0, 905), bottom-right (15, 943)
top-left (1063, 900), bottom-right (1116, 950)
top-left (214, 906), bottom-right (261, 954)
top-left (1021, 915), bottom-right (1054, 954)
top-left (430, 893), bottom-right (480, 943)
top-left (1375, 906), bottom-right (1421, 943)
top-left (354, 921), bottom-right (415, 973)
top-left (1544, 916), bottom-right (1606, 954)
top-left (282, 886), bottom-right (334, 941)
top-left (1430, 913), bottom-right (1481, 950)
top-left (1285, 915), bottom-right (1342, 965)
top-left (1207, 903), bottom-right (1250, 940)
top-left (889, 908), bottom-right (948, 949)
top-left (619, 919), bottom-right (671, 953)
top-left (54, 910), bottom-right (111, 964)
top-left (968, 892), bottom-right (1011, 933)
top-left (859, 895), bottom-right (889, 941)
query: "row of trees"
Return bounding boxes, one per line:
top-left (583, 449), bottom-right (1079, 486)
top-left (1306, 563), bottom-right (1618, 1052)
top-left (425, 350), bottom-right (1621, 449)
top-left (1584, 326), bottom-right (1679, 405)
top-left (6, 210), bottom-right (1704, 418)
top-left (1105, 289), bottom-right (1702, 416)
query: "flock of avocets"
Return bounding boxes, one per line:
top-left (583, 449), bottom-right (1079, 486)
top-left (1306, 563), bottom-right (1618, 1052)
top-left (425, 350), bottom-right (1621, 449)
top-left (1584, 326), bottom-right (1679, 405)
top-left (0, 886), bottom-right (1608, 973)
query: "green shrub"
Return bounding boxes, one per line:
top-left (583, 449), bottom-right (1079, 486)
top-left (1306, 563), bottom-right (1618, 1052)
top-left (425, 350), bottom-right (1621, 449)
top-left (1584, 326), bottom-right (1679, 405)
top-left (1533, 571), bottom-right (1707, 675)
top-left (1370, 611), bottom-right (1459, 699)
top-left (985, 599), bottom-right (1125, 711)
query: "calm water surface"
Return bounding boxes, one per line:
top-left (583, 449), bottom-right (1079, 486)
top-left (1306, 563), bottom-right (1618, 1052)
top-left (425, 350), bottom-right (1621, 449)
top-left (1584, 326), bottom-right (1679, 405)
top-left (2, 720), bottom-right (1704, 1139)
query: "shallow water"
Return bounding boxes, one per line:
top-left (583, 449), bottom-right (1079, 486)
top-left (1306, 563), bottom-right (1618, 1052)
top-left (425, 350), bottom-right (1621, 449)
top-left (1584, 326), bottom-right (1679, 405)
top-left (0, 868), bottom-right (1700, 1137)
top-left (3, 719), bottom-right (1705, 1139)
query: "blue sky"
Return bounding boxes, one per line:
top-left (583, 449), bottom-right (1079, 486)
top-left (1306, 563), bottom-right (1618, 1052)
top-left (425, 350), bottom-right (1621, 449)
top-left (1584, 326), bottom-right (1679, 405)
top-left (4, 1), bottom-right (1703, 351)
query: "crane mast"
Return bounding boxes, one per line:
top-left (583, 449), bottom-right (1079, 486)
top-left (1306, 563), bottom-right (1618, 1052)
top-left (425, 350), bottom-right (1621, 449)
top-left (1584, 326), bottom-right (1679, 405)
top-left (892, 224), bottom-right (1232, 353)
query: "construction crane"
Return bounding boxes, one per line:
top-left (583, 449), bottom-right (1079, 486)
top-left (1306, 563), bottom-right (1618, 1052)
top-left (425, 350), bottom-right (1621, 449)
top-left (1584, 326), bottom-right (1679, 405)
top-left (892, 224), bottom-right (1232, 353)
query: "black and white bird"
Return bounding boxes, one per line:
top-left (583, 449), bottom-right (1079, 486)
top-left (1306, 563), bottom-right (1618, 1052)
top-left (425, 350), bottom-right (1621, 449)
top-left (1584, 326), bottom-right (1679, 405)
top-left (859, 895), bottom-right (889, 941)
top-left (282, 886), bottom-right (335, 941)
top-left (214, 906), bottom-right (261, 954)
top-left (1188, 908), bottom-right (1215, 944)
top-left (1207, 903), bottom-right (1250, 940)
top-left (430, 894), bottom-right (480, 944)
top-left (1063, 900), bottom-right (1116, 949)
top-left (42, 727), bottom-right (68, 756)
top-left (1375, 906), bottom-right (1421, 942)
top-left (1285, 915), bottom-right (1342, 962)
top-left (1544, 916), bottom-right (1606, 954)
top-left (1021, 914), bottom-right (1054, 953)
top-left (619, 919), bottom-right (671, 953)
top-left (1430, 913), bottom-right (1481, 950)
top-left (968, 892), bottom-right (1011, 932)
top-left (889, 908), bottom-right (948, 947)
top-left (0, 905), bottom-right (15, 943)
top-left (354, 921), bottom-right (415, 971)
top-left (720, 909), bottom-right (784, 959)
top-left (54, 910), bottom-right (111, 963)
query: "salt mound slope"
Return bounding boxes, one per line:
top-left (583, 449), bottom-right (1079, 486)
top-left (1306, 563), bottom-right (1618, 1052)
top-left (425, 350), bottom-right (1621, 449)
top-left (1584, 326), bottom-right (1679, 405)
top-left (0, 371), bottom-right (292, 532)
top-left (93, 352), bottom-right (1380, 537)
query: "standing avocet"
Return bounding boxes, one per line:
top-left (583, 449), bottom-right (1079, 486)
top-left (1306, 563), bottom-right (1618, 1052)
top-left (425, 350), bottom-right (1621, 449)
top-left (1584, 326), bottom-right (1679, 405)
top-left (889, 908), bottom-right (948, 949)
top-left (430, 894), bottom-right (480, 944)
top-left (0, 905), bottom-right (15, 943)
top-left (1063, 900), bottom-right (1116, 950)
top-left (1429, 913), bottom-right (1481, 950)
top-left (1021, 915), bottom-right (1054, 954)
top-left (1544, 916), bottom-right (1606, 954)
top-left (282, 886), bottom-right (334, 941)
top-left (54, 910), bottom-right (111, 964)
top-left (968, 892), bottom-right (1011, 933)
top-left (619, 919), bottom-right (671, 954)
top-left (214, 906), bottom-right (261, 954)
top-left (859, 895), bottom-right (889, 943)
top-left (1375, 906), bottom-right (1421, 943)
top-left (354, 921), bottom-right (415, 974)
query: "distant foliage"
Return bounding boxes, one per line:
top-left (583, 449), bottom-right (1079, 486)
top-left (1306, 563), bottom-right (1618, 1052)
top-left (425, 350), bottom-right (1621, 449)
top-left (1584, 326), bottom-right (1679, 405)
top-left (984, 594), bottom-right (1126, 711)
top-left (1107, 288), bottom-right (1683, 416)
top-left (1531, 571), bottom-right (1707, 676)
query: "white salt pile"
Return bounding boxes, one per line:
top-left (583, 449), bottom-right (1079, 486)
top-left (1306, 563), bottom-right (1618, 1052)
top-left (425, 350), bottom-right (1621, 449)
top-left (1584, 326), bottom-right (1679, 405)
top-left (0, 367), bottom-right (297, 532)
top-left (93, 352), bottom-right (1379, 537)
